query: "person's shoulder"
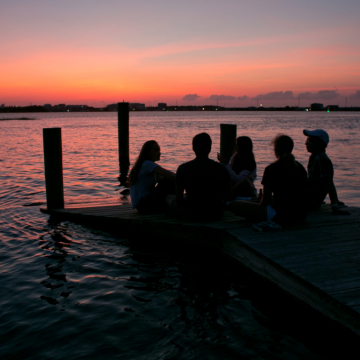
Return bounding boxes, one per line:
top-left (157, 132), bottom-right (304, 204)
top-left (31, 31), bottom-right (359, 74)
top-left (209, 158), bottom-right (223, 166)
top-left (143, 160), bottom-right (157, 167)
top-left (209, 158), bottom-right (228, 171)
top-left (314, 152), bottom-right (333, 168)
top-left (295, 161), bottom-right (306, 171)
top-left (261, 161), bottom-right (277, 184)
top-left (264, 161), bottom-right (278, 171)
top-left (322, 152), bottom-right (332, 162)
top-left (179, 159), bottom-right (196, 167)
top-left (177, 159), bottom-right (195, 172)
top-left (142, 160), bottom-right (158, 171)
top-left (315, 151), bottom-right (331, 161)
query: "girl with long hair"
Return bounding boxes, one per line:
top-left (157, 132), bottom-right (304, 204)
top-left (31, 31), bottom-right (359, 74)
top-left (230, 134), bottom-right (308, 225)
top-left (130, 140), bottom-right (175, 214)
top-left (218, 136), bottom-right (257, 197)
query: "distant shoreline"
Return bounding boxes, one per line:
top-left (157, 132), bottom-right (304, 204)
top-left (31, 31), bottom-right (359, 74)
top-left (2, 109), bottom-right (360, 114)
top-left (0, 117), bottom-right (35, 121)
top-left (1, 105), bottom-right (360, 114)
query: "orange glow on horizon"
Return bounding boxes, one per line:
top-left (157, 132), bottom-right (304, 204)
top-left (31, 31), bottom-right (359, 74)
top-left (1, 27), bottom-right (360, 106)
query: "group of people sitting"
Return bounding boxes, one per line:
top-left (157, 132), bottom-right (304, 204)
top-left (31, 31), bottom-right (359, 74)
top-left (129, 129), bottom-right (348, 225)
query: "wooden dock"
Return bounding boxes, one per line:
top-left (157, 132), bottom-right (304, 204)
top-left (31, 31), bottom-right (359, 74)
top-left (41, 203), bottom-right (360, 343)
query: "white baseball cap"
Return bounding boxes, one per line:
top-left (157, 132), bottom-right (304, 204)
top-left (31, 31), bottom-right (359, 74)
top-left (303, 129), bottom-right (329, 145)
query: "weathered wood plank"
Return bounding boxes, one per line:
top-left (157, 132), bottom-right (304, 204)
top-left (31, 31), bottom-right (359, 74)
top-left (220, 233), bottom-right (360, 334)
top-left (255, 236), bottom-right (360, 260)
top-left (268, 238), bottom-right (360, 262)
top-left (277, 249), bottom-right (360, 274)
top-left (228, 222), bottom-right (360, 250)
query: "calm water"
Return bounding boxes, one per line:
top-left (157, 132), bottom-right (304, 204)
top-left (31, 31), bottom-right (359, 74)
top-left (1, 111), bottom-right (360, 359)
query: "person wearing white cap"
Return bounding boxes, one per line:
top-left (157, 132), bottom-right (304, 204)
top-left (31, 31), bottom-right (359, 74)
top-left (303, 129), bottom-right (348, 214)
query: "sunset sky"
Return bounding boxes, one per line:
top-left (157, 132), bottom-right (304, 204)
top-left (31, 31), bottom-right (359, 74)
top-left (1, 0), bottom-right (360, 107)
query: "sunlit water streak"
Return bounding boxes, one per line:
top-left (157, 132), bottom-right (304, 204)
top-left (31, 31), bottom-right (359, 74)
top-left (1, 111), bottom-right (360, 359)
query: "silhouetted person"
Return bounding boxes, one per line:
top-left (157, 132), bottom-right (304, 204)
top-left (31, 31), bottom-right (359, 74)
top-left (303, 129), bottom-right (349, 215)
top-left (230, 134), bottom-right (308, 225)
top-left (175, 133), bottom-right (232, 221)
top-left (130, 140), bottom-right (175, 214)
top-left (218, 136), bottom-right (257, 197)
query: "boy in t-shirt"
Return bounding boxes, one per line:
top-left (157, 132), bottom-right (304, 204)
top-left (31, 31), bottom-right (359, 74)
top-left (303, 129), bottom-right (349, 215)
top-left (175, 133), bottom-right (232, 221)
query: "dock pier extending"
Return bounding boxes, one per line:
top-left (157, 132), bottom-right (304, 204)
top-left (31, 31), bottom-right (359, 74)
top-left (41, 201), bottom-right (360, 355)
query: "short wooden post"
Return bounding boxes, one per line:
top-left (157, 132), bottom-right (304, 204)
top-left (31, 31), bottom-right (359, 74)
top-left (220, 124), bottom-right (237, 164)
top-left (118, 102), bottom-right (130, 185)
top-left (43, 128), bottom-right (64, 209)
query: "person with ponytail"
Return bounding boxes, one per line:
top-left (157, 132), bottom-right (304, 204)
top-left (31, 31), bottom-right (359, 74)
top-left (217, 136), bottom-right (257, 197)
top-left (230, 134), bottom-right (308, 225)
top-left (130, 140), bottom-right (175, 214)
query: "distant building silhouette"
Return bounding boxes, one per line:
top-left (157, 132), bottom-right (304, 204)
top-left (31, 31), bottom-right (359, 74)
top-left (310, 103), bottom-right (324, 111)
top-left (107, 103), bottom-right (145, 111)
top-left (53, 104), bottom-right (67, 111)
top-left (158, 103), bottom-right (167, 110)
top-left (327, 105), bottom-right (339, 111)
top-left (67, 105), bottom-right (89, 111)
top-left (130, 103), bottom-right (145, 110)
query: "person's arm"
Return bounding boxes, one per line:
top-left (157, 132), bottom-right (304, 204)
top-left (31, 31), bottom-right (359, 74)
top-left (325, 179), bottom-right (349, 214)
top-left (326, 178), bottom-right (339, 205)
top-left (217, 152), bottom-right (236, 165)
top-left (228, 168), bottom-right (256, 184)
top-left (260, 185), bottom-right (271, 207)
top-left (175, 165), bottom-right (185, 205)
top-left (218, 153), bottom-right (256, 183)
top-left (175, 185), bottom-right (185, 205)
top-left (153, 166), bottom-right (175, 182)
top-left (217, 152), bottom-right (227, 165)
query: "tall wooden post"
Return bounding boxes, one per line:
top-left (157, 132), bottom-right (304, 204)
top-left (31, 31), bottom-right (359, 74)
top-left (118, 102), bottom-right (130, 185)
top-left (220, 124), bottom-right (237, 164)
top-left (43, 128), bottom-right (64, 209)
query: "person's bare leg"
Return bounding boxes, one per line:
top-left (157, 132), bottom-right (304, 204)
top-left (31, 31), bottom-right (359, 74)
top-left (232, 179), bottom-right (254, 198)
top-left (229, 200), bottom-right (267, 222)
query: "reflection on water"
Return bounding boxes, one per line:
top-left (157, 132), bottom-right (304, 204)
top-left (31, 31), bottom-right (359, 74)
top-left (1, 111), bottom-right (360, 359)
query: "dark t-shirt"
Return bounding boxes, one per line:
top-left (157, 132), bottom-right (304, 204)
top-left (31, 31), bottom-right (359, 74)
top-left (176, 158), bottom-right (231, 221)
top-left (261, 160), bottom-right (308, 224)
top-left (307, 152), bottom-right (334, 209)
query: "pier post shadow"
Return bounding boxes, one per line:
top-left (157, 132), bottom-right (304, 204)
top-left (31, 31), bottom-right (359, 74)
top-left (220, 124), bottom-right (237, 164)
top-left (118, 102), bottom-right (130, 186)
top-left (43, 127), bottom-right (64, 209)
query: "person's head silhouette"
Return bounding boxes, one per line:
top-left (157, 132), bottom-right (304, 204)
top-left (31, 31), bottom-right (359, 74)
top-left (192, 132), bottom-right (212, 157)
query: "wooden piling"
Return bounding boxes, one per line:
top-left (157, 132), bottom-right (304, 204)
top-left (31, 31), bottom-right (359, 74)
top-left (220, 124), bottom-right (237, 164)
top-left (43, 128), bottom-right (64, 209)
top-left (118, 102), bottom-right (130, 185)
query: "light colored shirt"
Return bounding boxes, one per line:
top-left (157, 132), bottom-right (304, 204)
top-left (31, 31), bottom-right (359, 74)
top-left (130, 160), bottom-right (159, 208)
top-left (226, 154), bottom-right (257, 194)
